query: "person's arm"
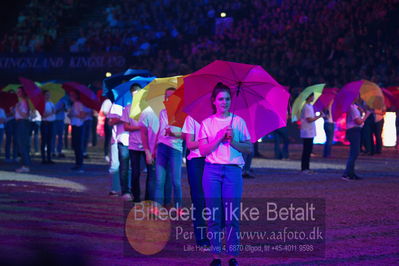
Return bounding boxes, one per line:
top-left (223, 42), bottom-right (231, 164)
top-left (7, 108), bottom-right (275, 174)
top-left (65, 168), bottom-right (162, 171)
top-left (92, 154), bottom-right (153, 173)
top-left (124, 122), bottom-right (141, 131)
top-left (355, 111), bottom-right (371, 125)
top-left (230, 139), bottom-right (252, 154)
top-left (165, 127), bottom-right (182, 138)
top-left (108, 117), bottom-right (121, 126)
top-left (306, 114), bottom-right (322, 123)
top-left (185, 133), bottom-right (199, 150)
top-left (198, 127), bottom-right (226, 157)
top-left (140, 125), bottom-right (154, 165)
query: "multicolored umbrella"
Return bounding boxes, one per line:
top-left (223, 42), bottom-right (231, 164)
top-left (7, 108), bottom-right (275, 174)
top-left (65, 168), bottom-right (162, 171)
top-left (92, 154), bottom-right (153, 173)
top-left (332, 80), bottom-right (363, 121)
top-left (164, 81), bottom-right (187, 128)
top-left (313, 87), bottom-right (338, 112)
top-left (332, 80), bottom-right (385, 121)
top-left (2, 84), bottom-right (20, 92)
top-left (113, 76), bottom-right (155, 107)
top-left (19, 77), bottom-right (45, 115)
top-left (129, 76), bottom-right (182, 120)
top-left (63, 82), bottom-right (101, 111)
top-left (102, 69), bottom-right (152, 97)
top-left (359, 80), bottom-right (385, 110)
top-left (291, 84), bottom-right (325, 122)
top-left (40, 82), bottom-right (65, 103)
top-left (182, 60), bottom-right (289, 143)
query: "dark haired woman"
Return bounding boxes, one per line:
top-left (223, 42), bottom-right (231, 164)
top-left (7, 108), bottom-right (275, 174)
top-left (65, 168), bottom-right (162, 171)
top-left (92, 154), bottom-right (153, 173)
top-left (198, 82), bottom-right (252, 266)
top-left (68, 90), bottom-right (85, 172)
top-left (15, 88), bottom-right (31, 173)
top-left (300, 93), bottom-right (322, 173)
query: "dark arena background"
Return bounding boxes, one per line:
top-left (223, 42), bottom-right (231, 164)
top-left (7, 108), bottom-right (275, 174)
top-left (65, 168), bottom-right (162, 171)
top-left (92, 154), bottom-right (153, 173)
top-left (0, 1), bottom-right (399, 266)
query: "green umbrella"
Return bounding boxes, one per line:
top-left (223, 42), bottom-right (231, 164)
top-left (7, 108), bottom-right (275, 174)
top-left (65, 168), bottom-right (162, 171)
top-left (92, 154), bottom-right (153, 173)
top-left (2, 84), bottom-right (20, 92)
top-left (291, 83), bottom-right (325, 122)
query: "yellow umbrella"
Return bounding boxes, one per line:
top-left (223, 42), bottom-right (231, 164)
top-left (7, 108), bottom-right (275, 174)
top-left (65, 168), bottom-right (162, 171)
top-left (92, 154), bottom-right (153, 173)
top-left (40, 83), bottom-right (65, 103)
top-left (130, 76), bottom-right (182, 120)
top-left (291, 83), bottom-right (325, 122)
top-left (2, 84), bottom-right (20, 92)
top-left (360, 80), bottom-right (385, 109)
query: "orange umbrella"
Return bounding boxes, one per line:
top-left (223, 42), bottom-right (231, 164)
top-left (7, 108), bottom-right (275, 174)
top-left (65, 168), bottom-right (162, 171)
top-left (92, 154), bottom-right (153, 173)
top-left (164, 81), bottom-right (187, 128)
top-left (359, 80), bottom-right (385, 110)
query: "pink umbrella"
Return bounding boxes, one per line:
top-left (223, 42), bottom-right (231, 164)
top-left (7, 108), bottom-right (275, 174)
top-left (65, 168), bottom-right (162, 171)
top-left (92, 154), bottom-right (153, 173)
top-left (332, 80), bottom-right (363, 121)
top-left (19, 77), bottom-right (45, 115)
top-left (314, 87), bottom-right (338, 112)
top-left (63, 82), bottom-right (101, 111)
top-left (182, 60), bottom-right (289, 143)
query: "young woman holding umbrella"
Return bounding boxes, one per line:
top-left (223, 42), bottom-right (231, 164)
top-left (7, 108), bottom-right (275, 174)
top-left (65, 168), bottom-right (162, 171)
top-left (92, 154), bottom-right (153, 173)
top-left (342, 98), bottom-right (371, 180)
top-left (198, 82), bottom-right (252, 266)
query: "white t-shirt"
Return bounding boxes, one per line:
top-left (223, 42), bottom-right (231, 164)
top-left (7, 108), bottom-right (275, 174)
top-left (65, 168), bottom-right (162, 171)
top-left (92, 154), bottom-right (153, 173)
top-left (121, 104), bottom-right (143, 151)
top-left (107, 103), bottom-right (129, 146)
top-left (158, 109), bottom-right (183, 152)
top-left (70, 101), bottom-right (84, 127)
top-left (198, 114), bottom-right (250, 167)
top-left (100, 99), bottom-right (113, 116)
top-left (15, 100), bottom-right (29, 120)
top-left (346, 104), bottom-right (362, 129)
top-left (300, 103), bottom-right (316, 138)
top-left (82, 105), bottom-right (93, 121)
top-left (42, 101), bottom-right (56, 122)
top-left (139, 106), bottom-right (159, 154)
top-left (182, 115), bottom-right (202, 160)
top-left (0, 108), bottom-right (5, 128)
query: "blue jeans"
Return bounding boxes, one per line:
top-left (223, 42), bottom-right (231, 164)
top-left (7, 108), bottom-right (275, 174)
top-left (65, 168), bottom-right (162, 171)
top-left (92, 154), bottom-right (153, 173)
top-left (203, 163), bottom-right (242, 256)
top-left (130, 150), bottom-right (156, 202)
top-left (186, 157), bottom-right (210, 246)
top-left (52, 120), bottom-right (65, 154)
top-left (5, 119), bottom-right (18, 160)
top-left (323, 122), bottom-right (334, 158)
top-left (72, 125), bottom-right (84, 167)
top-left (118, 143), bottom-right (130, 195)
top-left (109, 142), bottom-right (121, 192)
top-left (155, 143), bottom-right (181, 207)
top-left (16, 119), bottom-right (31, 166)
top-left (274, 127), bottom-right (289, 159)
top-left (344, 127), bottom-right (361, 177)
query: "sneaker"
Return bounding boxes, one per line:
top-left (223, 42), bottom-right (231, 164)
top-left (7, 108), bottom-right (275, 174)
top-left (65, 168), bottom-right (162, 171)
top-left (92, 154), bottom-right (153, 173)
top-left (352, 174), bottom-right (362, 180)
top-left (16, 166), bottom-right (30, 173)
top-left (242, 173), bottom-right (255, 179)
top-left (108, 191), bottom-right (119, 196)
top-left (229, 258), bottom-right (239, 266)
top-left (302, 169), bottom-right (314, 175)
top-left (121, 193), bottom-right (132, 201)
top-left (341, 175), bottom-right (352, 181)
top-left (104, 155), bottom-right (110, 163)
top-left (71, 166), bottom-right (84, 173)
top-left (210, 259), bottom-right (221, 266)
